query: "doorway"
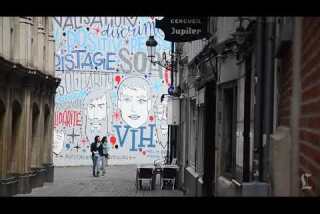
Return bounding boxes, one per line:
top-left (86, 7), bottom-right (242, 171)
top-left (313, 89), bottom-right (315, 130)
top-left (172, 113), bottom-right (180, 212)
top-left (31, 103), bottom-right (40, 168)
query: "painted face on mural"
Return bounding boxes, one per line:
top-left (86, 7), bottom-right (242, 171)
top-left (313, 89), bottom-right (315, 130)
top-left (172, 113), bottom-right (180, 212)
top-left (118, 77), bottom-right (151, 129)
top-left (87, 95), bottom-right (107, 120)
top-left (84, 90), bottom-right (112, 142)
top-left (87, 95), bottom-right (107, 135)
top-left (53, 130), bottom-right (65, 155)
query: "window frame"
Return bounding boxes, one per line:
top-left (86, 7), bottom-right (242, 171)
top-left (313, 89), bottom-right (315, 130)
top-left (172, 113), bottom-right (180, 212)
top-left (220, 81), bottom-right (238, 179)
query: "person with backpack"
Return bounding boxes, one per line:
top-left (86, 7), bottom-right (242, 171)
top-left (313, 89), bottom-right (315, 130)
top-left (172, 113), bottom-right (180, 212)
top-left (100, 136), bottom-right (109, 176)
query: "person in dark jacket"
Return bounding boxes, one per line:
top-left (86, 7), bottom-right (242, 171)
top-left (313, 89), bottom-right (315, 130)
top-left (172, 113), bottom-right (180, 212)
top-left (90, 135), bottom-right (102, 177)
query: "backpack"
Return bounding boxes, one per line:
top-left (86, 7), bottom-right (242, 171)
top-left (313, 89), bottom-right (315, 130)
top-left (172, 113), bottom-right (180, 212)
top-left (102, 143), bottom-right (108, 156)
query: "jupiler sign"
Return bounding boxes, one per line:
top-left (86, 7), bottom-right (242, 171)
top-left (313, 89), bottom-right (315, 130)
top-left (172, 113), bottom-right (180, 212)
top-left (155, 17), bottom-right (211, 42)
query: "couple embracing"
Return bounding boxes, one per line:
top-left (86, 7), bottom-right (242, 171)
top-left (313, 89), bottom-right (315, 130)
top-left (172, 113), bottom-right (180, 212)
top-left (90, 136), bottom-right (109, 177)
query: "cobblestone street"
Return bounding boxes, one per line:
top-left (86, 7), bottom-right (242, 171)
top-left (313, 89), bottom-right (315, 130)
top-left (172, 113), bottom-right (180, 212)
top-left (15, 165), bottom-right (184, 197)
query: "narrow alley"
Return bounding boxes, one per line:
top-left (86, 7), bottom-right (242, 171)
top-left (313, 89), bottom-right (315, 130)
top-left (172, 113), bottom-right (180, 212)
top-left (1, 16), bottom-right (320, 197)
top-left (15, 165), bottom-right (184, 197)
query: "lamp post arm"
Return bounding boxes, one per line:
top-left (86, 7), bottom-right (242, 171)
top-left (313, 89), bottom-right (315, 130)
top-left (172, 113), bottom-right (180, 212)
top-left (151, 60), bottom-right (170, 69)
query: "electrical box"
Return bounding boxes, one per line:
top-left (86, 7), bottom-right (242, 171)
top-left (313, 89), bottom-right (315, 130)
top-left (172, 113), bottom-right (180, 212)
top-left (167, 96), bottom-right (180, 125)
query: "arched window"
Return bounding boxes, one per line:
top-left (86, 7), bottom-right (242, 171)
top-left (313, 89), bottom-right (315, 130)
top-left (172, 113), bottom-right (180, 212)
top-left (43, 104), bottom-right (50, 163)
top-left (9, 100), bottom-right (22, 174)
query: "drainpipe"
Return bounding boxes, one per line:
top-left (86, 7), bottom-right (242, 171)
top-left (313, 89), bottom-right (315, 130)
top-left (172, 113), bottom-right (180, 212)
top-left (168, 42), bottom-right (175, 164)
top-left (171, 42), bottom-right (175, 86)
top-left (262, 17), bottom-right (276, 182)
top-left (253, 17), bottom-right (265, 182)
top-left (243, 54), bottom-right (252, 182)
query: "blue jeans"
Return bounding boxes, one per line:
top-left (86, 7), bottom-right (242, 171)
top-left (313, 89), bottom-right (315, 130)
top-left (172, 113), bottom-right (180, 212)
top-left (92, 155), bottom-right (101, 176)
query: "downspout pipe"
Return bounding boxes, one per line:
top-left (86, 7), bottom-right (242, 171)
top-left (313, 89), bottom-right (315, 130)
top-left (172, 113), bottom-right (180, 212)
top-left (262, 17), bottom-right (276, 182)
top-left (253, 17), bottom-right (265, 182)
top-left (243, 54), bottom-right (252, 182)
top-left (168, 42), bottom-right (175, 164)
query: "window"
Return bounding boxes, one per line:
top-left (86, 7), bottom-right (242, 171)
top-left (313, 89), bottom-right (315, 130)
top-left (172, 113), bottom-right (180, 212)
top-left (221, 82), bottom-right (237, 178)
top-left (196, 106), bottom-right (205, 175)
top-left (208, 17), bottom-right (218, 35)
top-left (188, 99), bottom-right (197, 168)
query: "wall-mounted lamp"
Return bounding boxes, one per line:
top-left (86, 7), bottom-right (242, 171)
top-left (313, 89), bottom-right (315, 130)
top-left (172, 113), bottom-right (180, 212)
top-left (146, 35), bottom-right (180, 71)
top-left (231, 17), bottom-right (256, 62)
top-left (232, 17), bottom-right (252, 45)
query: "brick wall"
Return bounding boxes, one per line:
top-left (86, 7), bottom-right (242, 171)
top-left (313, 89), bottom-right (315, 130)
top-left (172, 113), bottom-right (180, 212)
top-left (278, 17), bottom-right (320, 196)
top-left (299, 17), bottom-right (320, 196)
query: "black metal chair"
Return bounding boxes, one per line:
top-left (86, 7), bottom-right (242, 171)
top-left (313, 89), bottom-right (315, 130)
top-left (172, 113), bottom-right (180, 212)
top-left (160, 167), bottom-right (177, 190)
top-left (136, 167), bottom-right (154, 191)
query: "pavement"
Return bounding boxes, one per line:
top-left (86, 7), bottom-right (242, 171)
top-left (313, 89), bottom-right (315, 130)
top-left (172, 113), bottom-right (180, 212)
top-left (15, 165), bottom-right (185, 197)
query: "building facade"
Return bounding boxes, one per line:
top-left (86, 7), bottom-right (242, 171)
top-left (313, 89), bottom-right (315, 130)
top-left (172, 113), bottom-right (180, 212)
top-left (174, 17), bottom-right (319, 197)
top-left (0, 17), bottom-right (59, 196)
top-left (175, 17), bottom-right (218, 196)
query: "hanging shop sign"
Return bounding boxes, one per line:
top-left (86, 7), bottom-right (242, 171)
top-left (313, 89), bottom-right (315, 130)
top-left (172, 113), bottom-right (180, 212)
top-left (155, 17), bottom-right (211, 42)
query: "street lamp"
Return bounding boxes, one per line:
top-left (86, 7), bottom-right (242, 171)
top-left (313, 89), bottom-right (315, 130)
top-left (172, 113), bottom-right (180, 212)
top-left (146, 35), bottom-right (176, 70)
top-left (231, 17), bottom-right (256, 62)
top-left (232, 20), bottom-right (251, 46)
top-left (146, 35), bottom-right (158, 62)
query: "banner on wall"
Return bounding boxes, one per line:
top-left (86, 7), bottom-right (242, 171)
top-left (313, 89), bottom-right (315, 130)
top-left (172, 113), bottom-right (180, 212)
top-left (53, 17), bottom-right (171, 166)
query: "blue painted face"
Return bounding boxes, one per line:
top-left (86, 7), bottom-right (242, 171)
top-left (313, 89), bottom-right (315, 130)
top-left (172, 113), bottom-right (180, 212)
top-left (119, 87), bottom-right (149, 128)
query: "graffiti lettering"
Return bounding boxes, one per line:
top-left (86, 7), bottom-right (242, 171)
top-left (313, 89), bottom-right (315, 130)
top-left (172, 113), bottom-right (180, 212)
top-left (54, 17), bottom-right (140, 30)
top-left (56, 48), bottom-right (163, 74)
top-left (56, 71), bottom-right (113, 96)
top-left (140, 124), bottom-right (156, 148)
top-left (113, 124), bottom-right (156, 151)
top-left (56, 50), bottom-right (116, 71)
top-left (54, 110), bottom-right (81, 127)
top-left (118, 48), bottom-right (132, 73)
top-left (114, 125), bottom-right (130, 148)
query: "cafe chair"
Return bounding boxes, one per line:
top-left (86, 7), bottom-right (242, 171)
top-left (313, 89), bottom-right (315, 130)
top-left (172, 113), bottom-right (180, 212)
top-left (160, 167), bottom-right (177, 190)
top-left (136, 168), bottom-right (154, 191)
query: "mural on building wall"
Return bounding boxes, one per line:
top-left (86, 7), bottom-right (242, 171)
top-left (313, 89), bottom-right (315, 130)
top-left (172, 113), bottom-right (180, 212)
top-left (53, 17), bottom-right (171, 166)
